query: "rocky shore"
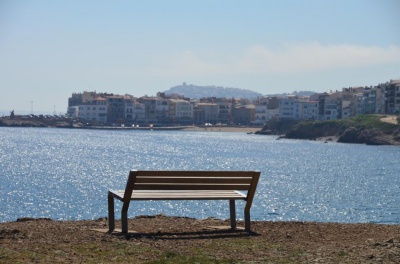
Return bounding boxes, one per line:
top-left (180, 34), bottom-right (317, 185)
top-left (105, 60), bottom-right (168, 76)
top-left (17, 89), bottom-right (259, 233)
top-left (258, 115), bottom-right (400, 146)
top-left (1, 215), bottom-right (399, 263)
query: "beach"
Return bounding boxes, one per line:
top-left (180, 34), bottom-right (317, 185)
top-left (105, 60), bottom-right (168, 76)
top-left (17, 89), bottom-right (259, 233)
top-left (182, 126), bottom-right (262, 133)
top-left (1, 215), bottom-right (399, 263)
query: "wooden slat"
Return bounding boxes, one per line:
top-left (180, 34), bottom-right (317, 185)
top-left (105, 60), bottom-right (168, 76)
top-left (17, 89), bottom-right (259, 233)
top-left (116, 190), bottom-right (246, 200)
top-left (110, 190), bottom-right (247, 200)
top-left (132, 183), bottom-right (251, 191)
top-left (135, 176), bottom-right (253, 184)
top-left (132, 170), bottom-right (257, 177)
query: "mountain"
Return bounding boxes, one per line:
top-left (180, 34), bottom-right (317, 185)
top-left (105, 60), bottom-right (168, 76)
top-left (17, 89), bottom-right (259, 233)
top-left (164, 83), bottom-right (263, 99)
top-left (265, 91), bottom-right (317, 97)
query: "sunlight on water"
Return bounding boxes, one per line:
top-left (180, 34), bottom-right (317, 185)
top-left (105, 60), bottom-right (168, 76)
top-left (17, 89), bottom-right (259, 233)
top-left (1, 127), bottom-right (399, 224)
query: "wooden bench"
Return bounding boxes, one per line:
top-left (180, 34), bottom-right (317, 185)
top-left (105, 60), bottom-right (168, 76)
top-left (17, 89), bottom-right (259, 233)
top-left (108, 170), bottom-right (260, 234)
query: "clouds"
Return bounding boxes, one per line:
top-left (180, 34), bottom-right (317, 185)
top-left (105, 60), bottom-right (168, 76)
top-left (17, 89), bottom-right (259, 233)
top-left (149, 43), bottom-right (400, 77)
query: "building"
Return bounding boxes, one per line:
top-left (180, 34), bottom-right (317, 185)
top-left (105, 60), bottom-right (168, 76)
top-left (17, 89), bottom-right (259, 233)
top-left (232, 104), bottom-right (255, 125)
top-left (200, 97), bottom-right (234, 124)
top-left (107, 96), bottom-right (125, 123)
top-left (379, 80), bottom-right (400, 114)
top-left (301, 101), bottom-right (319, 120)
top-left (253, 97), bottom-right (268, 125)
top-left (169, 99), bottom-right (193, 125)
top-left (123, 95), bottom-right (145, 124)
top-left (193, 103), bottom-right (219, 125)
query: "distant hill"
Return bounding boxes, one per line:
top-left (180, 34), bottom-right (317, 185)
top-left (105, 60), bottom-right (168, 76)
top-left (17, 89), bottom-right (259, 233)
top-left (265, 91), bottom-right (317, 97)
top-left (164, 84), bottom-right (316, 99)
top-left (164, 83), bottom-right (263, 99)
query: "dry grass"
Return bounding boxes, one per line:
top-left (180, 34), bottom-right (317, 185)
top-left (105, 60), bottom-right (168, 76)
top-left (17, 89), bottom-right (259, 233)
top-left (380, 115), bottom-right (399, 125)
top-left (1, 215), bottom-right (400, 263)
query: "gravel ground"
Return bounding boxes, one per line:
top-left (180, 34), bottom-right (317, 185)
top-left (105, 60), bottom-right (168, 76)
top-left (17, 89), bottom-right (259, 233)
top-left (1, 215), bottom-right (400, 263)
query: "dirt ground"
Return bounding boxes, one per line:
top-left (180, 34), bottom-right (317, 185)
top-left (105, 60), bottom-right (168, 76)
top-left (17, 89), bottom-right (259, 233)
top-left (381, 116), bottom-right (399, 125)
top-left (1, 215), bottom-right (400, 263)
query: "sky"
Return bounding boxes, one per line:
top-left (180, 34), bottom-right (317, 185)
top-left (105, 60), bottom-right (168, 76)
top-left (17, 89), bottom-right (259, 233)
top-left (1, 0), bottom-right (400, 115)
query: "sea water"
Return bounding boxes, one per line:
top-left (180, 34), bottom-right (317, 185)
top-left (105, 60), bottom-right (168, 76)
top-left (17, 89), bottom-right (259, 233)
top-left (1, 127), bottom-right (399, 224)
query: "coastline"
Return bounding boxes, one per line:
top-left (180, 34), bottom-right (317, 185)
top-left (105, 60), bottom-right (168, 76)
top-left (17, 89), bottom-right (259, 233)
top-left (1, 215), bottom-right (399, 263)
top-left (181, 126), bottom-right (261, 133)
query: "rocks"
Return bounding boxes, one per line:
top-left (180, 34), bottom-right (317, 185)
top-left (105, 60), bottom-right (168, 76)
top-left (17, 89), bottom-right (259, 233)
top-left (16, 217), bottom-right (52, 222)
top-left (337, 127), bottom-right (361, 143)
top-left (337, 127), bottom-right (400, 145)
top-left (254, 129), bottom-right (274, 135)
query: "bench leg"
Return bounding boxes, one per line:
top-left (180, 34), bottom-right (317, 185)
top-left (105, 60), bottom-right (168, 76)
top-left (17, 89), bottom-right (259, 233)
top-left (229, 200), bottom-right (236, 230)
top-left (244, 209), bottom-right (250, 233)
top-left (107, 192), bottom-right (115, 234)
top-left (121, 201), bottom-right (131, 233)
top-left (121, 211), bottom-right (128, 233)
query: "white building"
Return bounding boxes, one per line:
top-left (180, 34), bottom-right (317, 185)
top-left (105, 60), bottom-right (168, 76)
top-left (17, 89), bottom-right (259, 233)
top-left (169, 99), bottom-right (193, 123)
top-left (68, 97), bottom-right (107, 122)
top-left (279, 98), bottom-right (295, 119)
top-left (254, 103), bottom-right (268, 125)
top-left (301, 101), bottom-right (318, 120)
top-left (279, 96), bottom-right (318, 120)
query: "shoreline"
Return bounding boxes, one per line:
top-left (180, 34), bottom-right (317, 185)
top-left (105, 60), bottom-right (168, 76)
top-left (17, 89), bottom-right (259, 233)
top-left (181, 125), bottom-right (262, 133)
top-left (0, 122), bottom-right (263, 133)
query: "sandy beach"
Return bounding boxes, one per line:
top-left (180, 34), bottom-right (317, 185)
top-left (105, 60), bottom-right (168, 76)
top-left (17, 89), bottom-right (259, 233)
top-left (182, 126), bottom-right (262, 133)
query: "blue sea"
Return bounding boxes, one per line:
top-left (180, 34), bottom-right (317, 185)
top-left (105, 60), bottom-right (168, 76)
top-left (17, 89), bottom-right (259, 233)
top-left (1, 127), bottom-right (399, 224)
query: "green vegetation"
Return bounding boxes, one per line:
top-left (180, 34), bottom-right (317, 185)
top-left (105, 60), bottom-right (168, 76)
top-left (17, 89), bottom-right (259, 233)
top-left (0, 238), bottom-right (305, 264)
top-left (283, 115), bottom-right (399, 140)
top-left (340, 115), bottom-right (398, 132)
top-left (148, 252), bottom-right (235, 264)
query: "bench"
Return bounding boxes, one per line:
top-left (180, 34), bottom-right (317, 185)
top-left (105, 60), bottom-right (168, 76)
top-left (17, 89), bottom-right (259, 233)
top-left (108, 170), bottom-right (260, 234)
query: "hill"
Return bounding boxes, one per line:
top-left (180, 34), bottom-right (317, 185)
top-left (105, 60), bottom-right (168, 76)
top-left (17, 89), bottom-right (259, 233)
top-left (265, 90), bottom-right (317, 97)
top-left (164, 83), bottom-right (263, 99)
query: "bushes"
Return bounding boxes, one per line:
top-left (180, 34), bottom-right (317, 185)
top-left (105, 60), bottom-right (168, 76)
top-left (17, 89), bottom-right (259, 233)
top-left (280, 115), bottom-right (398, 140)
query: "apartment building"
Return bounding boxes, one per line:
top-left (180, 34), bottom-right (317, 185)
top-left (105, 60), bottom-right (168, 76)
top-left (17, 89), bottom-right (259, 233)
top-left (279, 98), bottom-right (295, 119)
top-left (67, 95), bottom-right (107, 123)
top-left (253, 97), bottom-right (268, 125)
top-left (123, 95), bottom-right (145, 123)
top-left (301, 101), bottom-right (318, 120)
top-left (169, 99), bottom-right (193, 124)
top-left (379, 80), bottom-right (400, 114)
top-left (140, 96), bottom-right (172, 124)
top-left (232, 104), bottom-right (255, 126)
top-left (107, 95), bottom-right (125, 123)
top-left (193, 103), bottom-right (219, 124)
top-left (254, 103), bottom-right (267, 125)
top-left (279, 96), bottom-right (318, 120)
top-left (200, 97), bottom-right (235, 124)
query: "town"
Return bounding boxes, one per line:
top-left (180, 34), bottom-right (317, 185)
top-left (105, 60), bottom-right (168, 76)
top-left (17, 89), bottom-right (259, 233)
top-left (66, 79), bottom-right (400, 127)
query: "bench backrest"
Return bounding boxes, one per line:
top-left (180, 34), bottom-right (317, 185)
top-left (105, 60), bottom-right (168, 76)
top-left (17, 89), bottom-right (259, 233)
top-left (123, 170), bottom-right (260, 200)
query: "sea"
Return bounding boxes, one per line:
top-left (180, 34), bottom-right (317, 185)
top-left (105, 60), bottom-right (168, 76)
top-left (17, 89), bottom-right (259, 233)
top-left (1, 127), bottom-right (399, 224)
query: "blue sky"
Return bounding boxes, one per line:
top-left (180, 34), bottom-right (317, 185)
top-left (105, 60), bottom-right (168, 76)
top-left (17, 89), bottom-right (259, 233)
top-left (1, 0), bottom-right (399, 114)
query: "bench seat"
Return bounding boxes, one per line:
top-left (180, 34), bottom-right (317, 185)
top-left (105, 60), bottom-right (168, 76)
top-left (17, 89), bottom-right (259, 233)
top-left (109, 190), bottom-right (247, 200)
